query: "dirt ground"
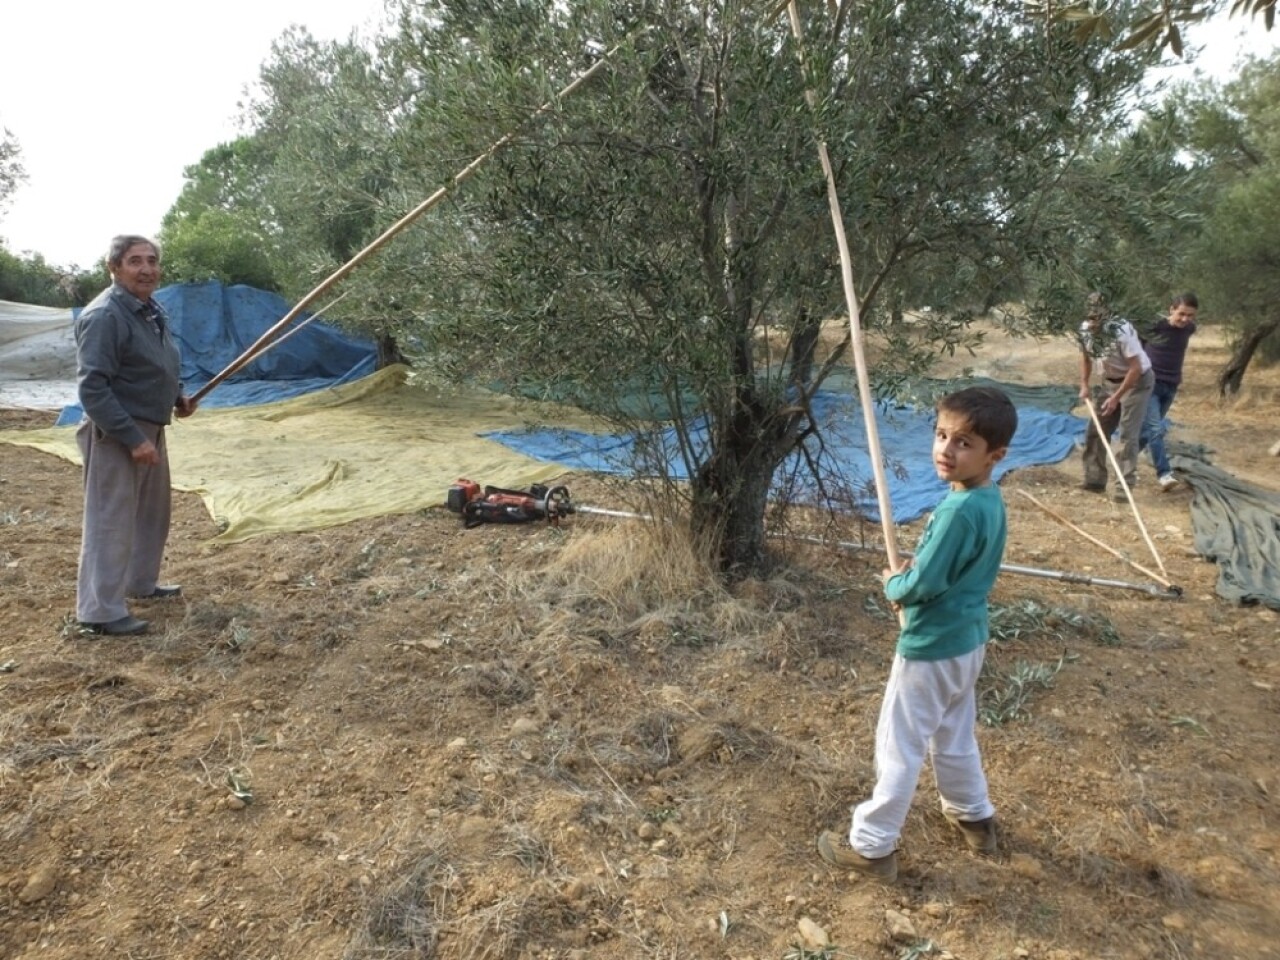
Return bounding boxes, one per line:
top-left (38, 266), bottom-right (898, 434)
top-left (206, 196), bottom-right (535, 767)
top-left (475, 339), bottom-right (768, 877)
top-left (0, 326), bottom-right (1277, 960)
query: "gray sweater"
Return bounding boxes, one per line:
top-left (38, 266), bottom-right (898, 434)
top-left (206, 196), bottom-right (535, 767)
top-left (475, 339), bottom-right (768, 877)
top-left (75, 284), bottom-right (182, 449)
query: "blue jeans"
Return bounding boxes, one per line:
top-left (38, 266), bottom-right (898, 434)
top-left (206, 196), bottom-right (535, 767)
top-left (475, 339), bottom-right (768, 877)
top-left (1139, 379), bottom-right (1179, 476)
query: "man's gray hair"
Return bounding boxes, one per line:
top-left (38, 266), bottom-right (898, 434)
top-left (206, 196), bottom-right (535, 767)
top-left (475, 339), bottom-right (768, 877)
top-left (107, 235), bottom-right (161, 268)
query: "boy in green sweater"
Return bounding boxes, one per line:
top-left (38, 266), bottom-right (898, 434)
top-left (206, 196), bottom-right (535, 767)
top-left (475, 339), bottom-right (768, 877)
top-left (818, 386), bottom-right (1018, 882)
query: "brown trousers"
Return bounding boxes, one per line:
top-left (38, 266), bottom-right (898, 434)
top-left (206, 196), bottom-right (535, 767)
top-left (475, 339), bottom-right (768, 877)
top-left (1082, 370), bottom-right (1154, 490)
top-left (76, 421), bottom-right (171, 623)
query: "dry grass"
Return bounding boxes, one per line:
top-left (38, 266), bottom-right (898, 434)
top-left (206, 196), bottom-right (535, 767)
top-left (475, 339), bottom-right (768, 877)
top-left (536, 521), bottom-right (727, 619)
top-left (344, 846), bottom-right (452, 960)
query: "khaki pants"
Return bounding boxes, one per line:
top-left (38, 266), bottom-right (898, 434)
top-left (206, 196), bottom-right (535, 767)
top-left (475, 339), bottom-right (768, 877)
top-left (1082, 369), bottom-right (1154, 489)
top-left (76, 421), bottom-right (171, 623)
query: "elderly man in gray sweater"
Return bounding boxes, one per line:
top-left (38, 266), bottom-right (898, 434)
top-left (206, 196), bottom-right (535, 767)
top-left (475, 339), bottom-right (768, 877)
top-left (74, 235), bottom-right (197, 635)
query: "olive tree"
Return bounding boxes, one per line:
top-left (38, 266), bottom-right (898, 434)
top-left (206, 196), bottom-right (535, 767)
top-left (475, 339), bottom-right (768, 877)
top-left (161, 28), bottom-right (413, 364)
top-left (350, 0), bottom-right (1150, 574)
top-left (159, 140), bottom-right (281, 290)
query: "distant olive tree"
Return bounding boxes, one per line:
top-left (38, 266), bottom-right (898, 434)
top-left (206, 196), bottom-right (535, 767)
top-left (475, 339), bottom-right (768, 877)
top-left (0, 126), bottom-right (24, 218)
top-left (1, 125), bottom-right (31, 286)
top-left (246, 27), bottom-right (412, 364)
top-left (159, 140), bottom-right (280, 290)
top-left (1174, 54), bottom-right (1280, 392)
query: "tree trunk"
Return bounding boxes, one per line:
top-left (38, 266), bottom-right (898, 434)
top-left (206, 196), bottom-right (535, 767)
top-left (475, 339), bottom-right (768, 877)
top-left (690, 440), bottom-right (775, 577)
top-left (689, 383), bottom-right (790, 577)
top-left (376, 332), bottom-right (407, 369)
top-left (1218, 318), bottom-right (1279, 396)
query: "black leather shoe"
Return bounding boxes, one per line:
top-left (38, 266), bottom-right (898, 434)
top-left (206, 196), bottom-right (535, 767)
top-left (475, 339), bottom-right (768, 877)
top-left (131, 585), bottom-right (182, 600)
top-left (80, 615), bottom-right (150, 636)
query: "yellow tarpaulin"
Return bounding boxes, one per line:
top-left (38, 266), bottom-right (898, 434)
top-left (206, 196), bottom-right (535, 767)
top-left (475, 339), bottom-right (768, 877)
top-left (0, 366), bottom-right (605, 542)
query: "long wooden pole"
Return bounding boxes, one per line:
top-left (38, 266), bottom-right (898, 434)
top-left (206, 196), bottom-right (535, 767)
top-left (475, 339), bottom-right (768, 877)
top-left (1016, 489), bottom-right (1174, 589)
top-left (785, 2), bottom-right (900, 568)
top-left (1082, 397), bottom-right (1168, 578)
top-left (780, 531), bottom-right (1179, 598)
top-left (192, 41), bottom-right (627, 404)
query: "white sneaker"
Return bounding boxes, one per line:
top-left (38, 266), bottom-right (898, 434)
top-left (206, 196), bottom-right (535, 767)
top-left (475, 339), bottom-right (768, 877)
top-left (1158, 473), bottom-right (1178, 491)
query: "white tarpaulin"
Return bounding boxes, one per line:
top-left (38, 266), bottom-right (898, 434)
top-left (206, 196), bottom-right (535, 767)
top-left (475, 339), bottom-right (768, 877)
top-left (0, 299), bottom-right (78, 408)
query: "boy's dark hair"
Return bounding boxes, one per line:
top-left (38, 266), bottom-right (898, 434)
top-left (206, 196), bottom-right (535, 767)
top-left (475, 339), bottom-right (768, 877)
top-left (1172, 291), bottom-right (1199, 309)
top-left (937, 386), bottom-right (1018, 451)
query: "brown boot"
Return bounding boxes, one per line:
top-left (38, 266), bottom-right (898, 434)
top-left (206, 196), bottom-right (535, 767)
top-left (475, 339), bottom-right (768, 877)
top-left (816, 830), bottom-right (898, 883)
top-left (944, 814), bottom-right (998, 856)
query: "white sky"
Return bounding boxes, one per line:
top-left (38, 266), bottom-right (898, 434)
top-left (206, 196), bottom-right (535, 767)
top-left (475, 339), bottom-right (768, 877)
top-left (0, 0), bottom-right (389, 269)
top-left (1, 3), bottom-right (1277, 271)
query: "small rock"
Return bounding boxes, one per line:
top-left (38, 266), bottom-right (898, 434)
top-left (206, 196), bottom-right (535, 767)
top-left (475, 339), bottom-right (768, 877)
top-left (270, 571), bottom-right (290, 584)
top-left (797, 917), bottom-right (829, 948)
top-left (885, 909), bottom-right (917, 943)
top-left (18, 865), bottom-right (57, 904)
top-left (637, 821), bottom-right (660, 841)
top-left (446, 737), bottom-right (468, 751)
top-left (225, 796), bottom-right (247, 811)
top-left (1162, 912), bottom-right (1189, 931)
top-left (510, 717), bottom-right (540, 735)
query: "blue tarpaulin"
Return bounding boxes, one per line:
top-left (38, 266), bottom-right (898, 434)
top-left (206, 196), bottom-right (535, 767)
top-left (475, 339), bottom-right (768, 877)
top-left (485, 389), bottom-right (1086, 524)
top-left (56, 281), bottom-right (377, 425)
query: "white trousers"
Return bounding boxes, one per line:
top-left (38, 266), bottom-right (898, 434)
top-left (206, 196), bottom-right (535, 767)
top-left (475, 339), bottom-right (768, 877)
top-left (850, 648), bottom-right (994, 858)
top-left (76, 420), bottom-right (171, 623)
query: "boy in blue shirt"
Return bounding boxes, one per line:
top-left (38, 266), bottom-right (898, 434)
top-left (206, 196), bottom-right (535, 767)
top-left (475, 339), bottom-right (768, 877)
top-left (818, 386), bottom-right (1018, 882)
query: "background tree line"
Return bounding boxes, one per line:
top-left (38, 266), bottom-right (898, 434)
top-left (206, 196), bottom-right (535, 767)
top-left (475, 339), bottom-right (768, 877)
top-left (1, 127), bottom-right (107, 304)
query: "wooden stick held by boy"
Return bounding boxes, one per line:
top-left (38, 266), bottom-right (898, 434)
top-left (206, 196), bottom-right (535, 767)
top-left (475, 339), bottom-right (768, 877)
top-left (1082, 397), bottom-right (1169, 580)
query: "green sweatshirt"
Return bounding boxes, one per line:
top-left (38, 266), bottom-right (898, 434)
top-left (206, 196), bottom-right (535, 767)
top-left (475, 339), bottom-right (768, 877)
top-left (884, 484), bottom-right (1007, 660)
